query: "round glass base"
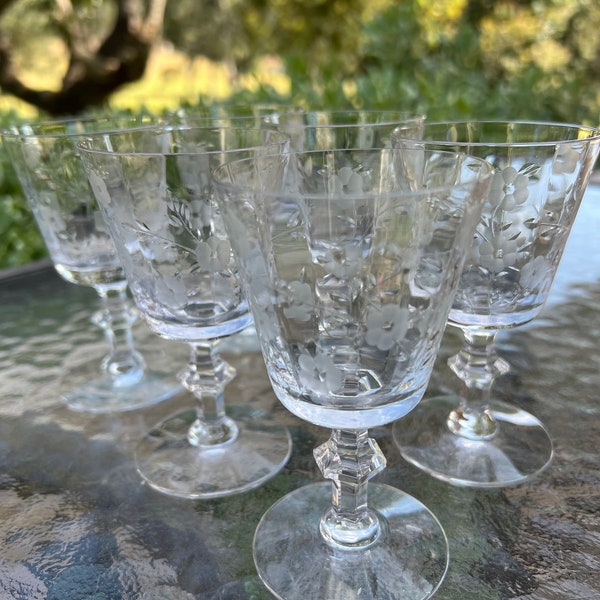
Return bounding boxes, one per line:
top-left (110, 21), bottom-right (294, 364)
top-left (60, 358), bottom-right (180, 414)
top-left (135, 407), bottom-right (292, 499)
top-left (393, 396), bottom-right (554, 488)
top-left (253, 482), bottom-right (448, 600)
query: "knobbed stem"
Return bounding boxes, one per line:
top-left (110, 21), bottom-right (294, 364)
top-left (314, 429), bottom-right (386, 549)
top-left (446, 329), bottom-right (510, 440)
top-left (92, 284), bottom-right (145, 387)
top-left (180, 341), bottom-right (238, 447)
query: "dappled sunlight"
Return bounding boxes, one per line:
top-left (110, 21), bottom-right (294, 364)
top-left (110, 47), bottom-right (289, 113)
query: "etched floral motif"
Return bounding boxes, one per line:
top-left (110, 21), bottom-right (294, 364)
top-left (321, 244), bottom-right (363, 279)
top-left (472, 163), bottom-right (538, 274)
top-left (283, 281), bottom-right (313, 321)
top-left (167, 200), bottom-right (203, 236)
top-left (365, 304), bottom-right (408, 351)
top-left (131, 198), bottom-right (233, 274)
top-left (519, 255), bottom-right (550, 290)
top-left (328, 166), bottom-right (366, 195)
top-left (195, 237), bottom-right (231, 272)
top-left (488, 166), bottom-right (529, 211)
top-left (254, 292), bottom-right (279, 342)
top-left (298, 350), bottom-right (343, 394)
top-left (476, 227), bottom-right (519, 273)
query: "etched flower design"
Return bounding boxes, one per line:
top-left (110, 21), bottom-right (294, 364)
top-left (328, 165), bottom-right (369, 195)
top-left (519, 255), bottom-right (549, 290)
top-left (365, 304), bottom-right (409, 351)
top-left (475, 163), bottom-right (533, 273)
top-left (252, 285), bottom-right (279, 342)
top-left (167, 200), bottom-right (200, 235)
top-left (298, 350), bottom-right (343, 394)
top-left (195, 237), bottom-right (231, 272)
top-left (283, 280), bottom-right (313, 321)
top-left (322, 243), bottom-right (362, 279)
top-left (488, 166), bottom-right (529, 211)
top-left (477, 230), bottom-right (519, 273)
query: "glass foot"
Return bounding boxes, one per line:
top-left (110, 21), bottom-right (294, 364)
top-left (135, 407), bottom-right (292, 499)
top-left (393, 396), bottom-right (554, 488)
top-left (253, 482), bottom-right (448, 600)
top-left (60, 356), bottom-right (180, 414)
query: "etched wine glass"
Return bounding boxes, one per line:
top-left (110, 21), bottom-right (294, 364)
top-left (78, 124), bottom-right (293, 499)
top-left (165, 102), bottom-right (304, 352)
top-left (213, 146), bottom-right (493, 599)
top-left (392, 120), bottom-right (600, 487)
top-left (1, 115), bottom-right (180, 413)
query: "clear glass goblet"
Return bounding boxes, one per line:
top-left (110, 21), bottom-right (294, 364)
top-left (78, 124), bottom-right (293, 499)
top-left (392, 120), bottom-right (600, 487)
top-left (164, 102), bottom-right (304, 352)
top-left (1, 115), bottom-right (180, 413)
top-left (213, 147), bottom-right (493, 599)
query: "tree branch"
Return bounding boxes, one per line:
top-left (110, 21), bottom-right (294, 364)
top-left (0, 0), bottom-right (167, 115)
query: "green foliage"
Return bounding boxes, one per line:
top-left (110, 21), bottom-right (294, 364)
top-left (279, 0), bottom-right (600, 123)
top-left (351, 1), bottom-right (488, 118)
top-left (0, 125), bottom-right (48, 269)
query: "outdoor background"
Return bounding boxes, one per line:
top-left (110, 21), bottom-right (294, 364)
top-left (0, 0), bottom-right (598, 269)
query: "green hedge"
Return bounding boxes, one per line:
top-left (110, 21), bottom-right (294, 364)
top-left (0, 111), bottom-right (48, 269)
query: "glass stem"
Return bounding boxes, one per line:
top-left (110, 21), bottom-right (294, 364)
top-left (314, 428), bottom-right (386, 550)
top-left (180, 341), bottom-right (238, 448)
top-left (447, 329), bottom-right (510, 440)
top-left (92, 284), bottom-right (145, 387)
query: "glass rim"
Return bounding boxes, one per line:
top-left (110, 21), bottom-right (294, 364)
top-left (167, 102), bottom-right (303, 115)
top-left (0, 104), bottom-right (299, 139)
top-left (393, 119), bottom-right (600, 148)
top-left (212, 146), bottom-right (494, 200)
top-left (282, 109), bottom-right (425, 128)
top-left (75, 125), bottom-right (291, 157)
top-left (0, 113), bottom-right (162, 140)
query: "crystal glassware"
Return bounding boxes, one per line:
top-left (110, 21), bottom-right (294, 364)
top-left (213, 146), bottom-right (493, 599)
top-left (392, 120), bottom-right (600, 487)
top-left (164, 102), bottom-right (304, 353)
top-left (1, 115), bottom-right (180, 413)
top-left (78, 124), bottom-right (293, 499)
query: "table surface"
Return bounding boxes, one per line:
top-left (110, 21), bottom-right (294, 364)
top-left (1, 185), bottom-right (599, 600)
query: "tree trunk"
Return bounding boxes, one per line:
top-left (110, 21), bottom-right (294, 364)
top-left (0, 0), bottom-right (167, 115)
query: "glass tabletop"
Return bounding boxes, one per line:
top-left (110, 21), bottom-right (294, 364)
top-left (1, 185), bottom-right (599, 600)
